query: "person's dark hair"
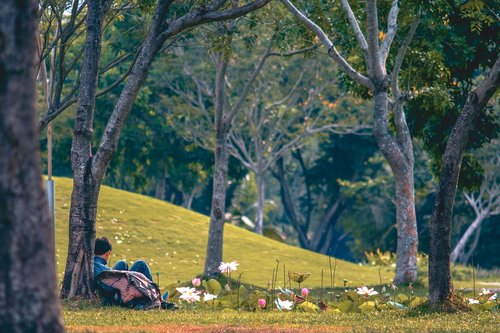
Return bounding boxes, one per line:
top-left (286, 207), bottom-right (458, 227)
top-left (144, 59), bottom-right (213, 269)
top-left (94, 237), bottom-right (112, 255)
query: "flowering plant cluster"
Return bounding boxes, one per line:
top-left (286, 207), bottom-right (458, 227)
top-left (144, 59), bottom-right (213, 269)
top-left (166, 259), bottom-right (499, 313)
top-left (467, 289), bottom-right (498, 311)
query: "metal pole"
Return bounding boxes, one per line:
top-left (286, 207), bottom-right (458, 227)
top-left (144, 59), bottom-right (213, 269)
top-left (38, 34), bottom-right (55, 228)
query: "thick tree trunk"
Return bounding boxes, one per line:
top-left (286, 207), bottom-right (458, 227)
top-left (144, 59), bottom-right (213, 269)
top-left (255, 171), bottom-right (265, 235)
top-left (450, 214), bottom-right (484, 264)
top-left (60, 178), bottom-right (101, 298)
top-left (429, 57), bottom-right (499, 306)
top-left (393, 168), bottom-right (418, 284)
top-left (61, 0), bottom-right (108, 299)
top-left (372, 90), bottom-right (418, 285)
top-left (0, 1), bottom-right (64, 331)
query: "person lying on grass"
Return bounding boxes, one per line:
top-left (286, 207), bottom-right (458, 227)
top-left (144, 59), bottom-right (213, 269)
top-left (93, 237), bottom-right (153, 280)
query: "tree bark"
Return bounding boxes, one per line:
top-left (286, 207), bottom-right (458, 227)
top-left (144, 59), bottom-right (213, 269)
top-left (450, 214), bottom-right (485, 264)
top-left (0, 1), bottom-right (64, 331)
top-left (204, 136), bottom-right (230, 276)
top-left (429, 56), bottom-right (500, 306)
top-left (393, 166), bottom-right (418, 284)
top-left (61, 0), bottom-right (109, 299)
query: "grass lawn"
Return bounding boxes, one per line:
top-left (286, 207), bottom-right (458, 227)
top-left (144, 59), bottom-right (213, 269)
top-left (63, 301), bottom-right (499, 332)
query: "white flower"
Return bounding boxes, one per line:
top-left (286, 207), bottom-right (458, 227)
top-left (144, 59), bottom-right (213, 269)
top-left (176, 287), bottom-right (195, 294)
top-left (468, 298), bottom-right (480, 305)
top-left (203, 293), bottom-right (217, 302)
top-left (479, 288), bottom-right (497, 301)
top-left (275, 298), bottom-right (294, 311)
top-left (356, 286), bottom-right (379, 297)
top-left (479, 288), bottom-right (490, 296)
top-left (179, 288), bottom-right (201, 303)
top-left (219, 260), bottom-right (239, 273)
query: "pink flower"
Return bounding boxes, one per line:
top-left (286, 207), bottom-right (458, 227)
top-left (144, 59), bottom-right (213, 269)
top-left (258, 298), bottom-right (266, 308)
top-left (192, 277), bottom-right (201, 287)
top-left (301, 288), bottom-right (310, 297)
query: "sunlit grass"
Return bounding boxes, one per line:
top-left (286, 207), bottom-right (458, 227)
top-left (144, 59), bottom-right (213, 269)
top-left (52, 176), bottom-right (396, 288)
top-left (52, 176), bottom-right (497, 290)
top-left (62, 300), bottom-right (500, 332)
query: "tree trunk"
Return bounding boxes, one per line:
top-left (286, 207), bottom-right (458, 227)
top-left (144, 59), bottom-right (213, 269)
top-left (310, 199), bottom-right (345, 252)
top-left (429, 57), bottom-right (499, 306)
top-left (203, 135), bottom-right (230, 276)
top-left (450, 214), bottom-right (485, 264)
top-left (317, 221), bottom-right (338, 254)
top-left (274, 157), bottom-right (309, 248)
top-left (0, 1), bottom-right (64, 331)
top-left (61, 0), bottom-right (108, 299)
top-left (60, 179), bottom-right (101, 298)
top-left (292, 150), bottom-right (313, 228)
top-left (460, 223), bottom-right (482, 265)
top-left (204, 39), bottom-right (231, 276)
top-left (155, 175), bottom-right (166, 200)
top-left (255, 171), bottom-right (265, 235)
top-left (393, 168), bottom-right (418, 284)
top-left (372, 90), bottom-right (418, 285)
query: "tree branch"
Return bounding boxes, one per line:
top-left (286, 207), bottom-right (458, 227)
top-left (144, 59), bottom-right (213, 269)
top-left (365, 0), bottom-right (384, 80)
top-left (379, 0), bottom-right (399, 67)
top-left (391, 12), bottom-right (420, 98)
top-left (340, 0), bottom-right (369, 66)
top-left (279, 0), bottom-right (373, 89)
top-left (160, 0), bottom-right (272, 40)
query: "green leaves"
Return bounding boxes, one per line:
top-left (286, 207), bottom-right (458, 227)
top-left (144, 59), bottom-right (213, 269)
top-left (202, 279), bottom-right (222, 296)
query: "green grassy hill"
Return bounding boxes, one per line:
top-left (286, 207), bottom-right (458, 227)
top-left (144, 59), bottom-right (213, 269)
top-left (53, 176), bottom-right (396, 288)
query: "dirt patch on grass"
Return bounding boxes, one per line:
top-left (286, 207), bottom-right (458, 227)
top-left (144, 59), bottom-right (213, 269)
top-left (67, 324), bottom-right (353, 333)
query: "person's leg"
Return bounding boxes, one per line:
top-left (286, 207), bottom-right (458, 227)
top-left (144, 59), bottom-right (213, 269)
top-left (129, 260), bottom-right (153, 281)
top-left (112, 260), bottom-right (128, 271)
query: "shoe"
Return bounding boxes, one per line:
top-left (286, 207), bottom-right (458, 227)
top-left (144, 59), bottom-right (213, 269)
top-left (161, 301), bottom-right (179, 310)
